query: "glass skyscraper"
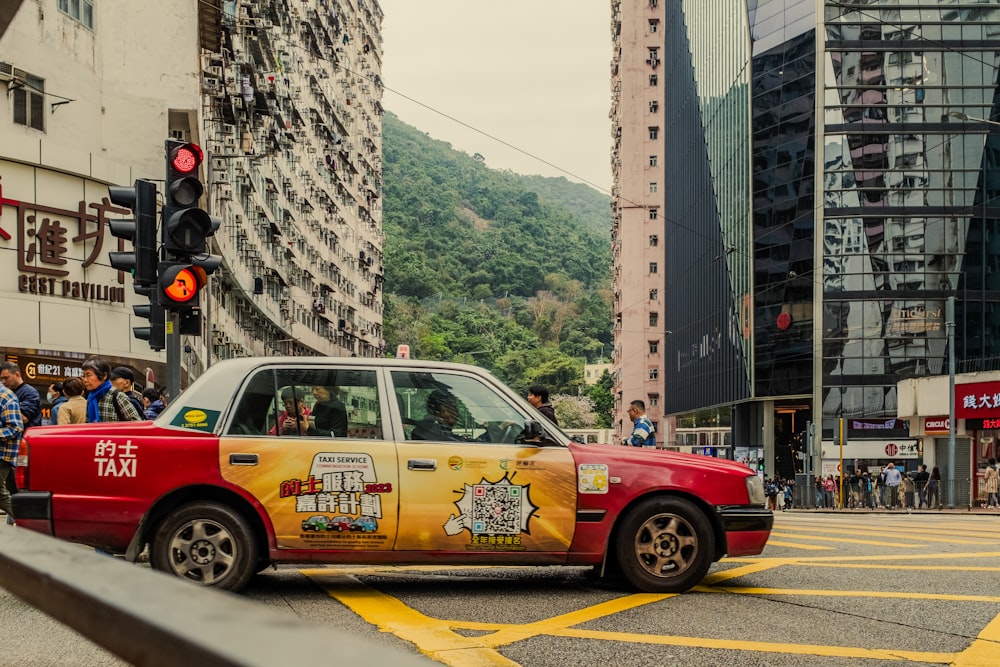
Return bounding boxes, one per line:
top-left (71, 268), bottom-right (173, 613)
top-left (662, 0), bottom-right (1000, 477)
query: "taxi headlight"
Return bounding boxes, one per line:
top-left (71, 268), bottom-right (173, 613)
top-left (745, 475), bottom-right (766, 506)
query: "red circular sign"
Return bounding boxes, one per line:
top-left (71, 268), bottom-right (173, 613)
top-left (163, 268), bottom-right (198, 303)
top-left (884, 443), bottom-right (898, 457)
top-left (776, 312), bottom-right (792, 330)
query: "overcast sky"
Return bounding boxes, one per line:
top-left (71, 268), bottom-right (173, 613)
top-left (378, 0), bottom-right (612, 193)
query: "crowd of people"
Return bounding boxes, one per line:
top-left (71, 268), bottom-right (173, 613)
top-left (0, 357), bottom-right (169, 526)
top-left (761, 465), bottom-right (950, 511)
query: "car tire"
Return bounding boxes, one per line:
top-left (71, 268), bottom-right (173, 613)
top-left (150, 501), bottom-right (257, 592)
top-left (613, 496), bottom-right (714, 594)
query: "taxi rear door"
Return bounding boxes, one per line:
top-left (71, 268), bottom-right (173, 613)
top-left (218, 366), bottom-right (398, 551)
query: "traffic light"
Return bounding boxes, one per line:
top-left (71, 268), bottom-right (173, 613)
top-left (108, 179), bottom-right (163, 350)
top-left (133, 292), bottom-right (166, 351)
top-left (108, 179), bottom-right (158, 287)
top-left (159, 139), bottom-right (222, 319)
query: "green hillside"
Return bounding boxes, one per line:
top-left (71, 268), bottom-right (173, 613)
top-left (381, 111), bottom-right (613, 401)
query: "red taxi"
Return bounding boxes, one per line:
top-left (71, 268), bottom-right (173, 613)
top-left (13, 357), bottom-right (771, 593)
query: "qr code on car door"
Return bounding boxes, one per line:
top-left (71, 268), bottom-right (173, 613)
top-left (471, 484), bottom-right (521, 535)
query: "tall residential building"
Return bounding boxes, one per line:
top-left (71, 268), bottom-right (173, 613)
top-left (657, 0), bottom-right (1000, 495)
top-left (610, 0), bottom-right (667, 445)
top-left (198, 0), bottom-right (384, 374)
top-left (0, 0), bottom-right (383, 401)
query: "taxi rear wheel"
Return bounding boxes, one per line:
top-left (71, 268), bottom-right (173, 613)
top-left (613, 496), bottom-right (714, 593)
top-left (150, 502), bottom-right (257, 592)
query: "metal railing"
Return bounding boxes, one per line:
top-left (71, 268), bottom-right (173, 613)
top-left (0, 527), bottom-right (432, 667)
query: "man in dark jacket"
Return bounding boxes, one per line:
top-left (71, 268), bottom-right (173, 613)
top-left (527, 385), bottom-right (558, 426)
top-left (0, 361), bottom-right (41, 502)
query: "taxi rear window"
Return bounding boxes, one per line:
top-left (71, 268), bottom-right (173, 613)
top-left (226, 368), bottom-right (382, 439)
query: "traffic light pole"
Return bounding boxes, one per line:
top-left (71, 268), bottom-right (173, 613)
top-left (167, 311), bottom-right (181, 401)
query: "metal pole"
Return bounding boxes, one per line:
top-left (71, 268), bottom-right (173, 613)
top-left (838, 417), bottom-right (844, 509)
top-left (947, 295), bottom-right (956, 509)
top-left (167, 311), bottom-right (181, 401)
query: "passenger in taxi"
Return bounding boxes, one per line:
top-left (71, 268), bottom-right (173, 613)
top-left (269, 387), bottom-right (311, 435)
top-left (410, 390), bottom-right (464, 442)
top-left (308, 385), bottom-right (348, 437)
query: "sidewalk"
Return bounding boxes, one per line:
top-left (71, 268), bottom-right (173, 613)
top-left (783, 506), bottom-right (1000, 516)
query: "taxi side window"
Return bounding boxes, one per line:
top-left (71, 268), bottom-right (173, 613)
top-left (390, 371), bottom-right (527, 444)
top-left (227, 368), bottom-right (383, 439)
top-left (226, 370), bottom-right (275, 436)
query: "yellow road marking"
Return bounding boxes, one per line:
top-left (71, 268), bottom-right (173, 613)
top-left (476, 594), bottom-right (671, 648)
top-left (763, 539), bottom-right (834, 550)
top-left (954, 611), bottom-right (1000, 666)
top-left (704, 586), bottom-right (1000, 603)
top-left (799, 563), bottom-right (1000, 572)
top-left (728, 550), bottom-right (1000, 564)
top-left (775, 525), bottom-right (997, 545)
top-left (301, 570), bottom-right (518, 666)
top-left (547, 627), bottom-right (955, 663)
top-left (768, 531), bottom-right (925, 547)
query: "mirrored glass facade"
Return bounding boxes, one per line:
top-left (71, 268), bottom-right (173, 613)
top-left (664, 0), bottom-right (1000, 435)
top-left (823, 0), bottom-right (1000, 422)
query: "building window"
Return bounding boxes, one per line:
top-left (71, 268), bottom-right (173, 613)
top-left (648, 127), bottom-right (659, 139)
top-left (649, 288), bottom-right (658, 301)
top-left (13, 75), bottom-right (45, 132)
top-left (649, 182), bottom-right (657, 193)
top-left (649, 262), bottom-right (658, 274)
top-left (649, 234), bottom-right (658, 246)
top-left (649, 208), bottom-right (658, 220)
top-left (649, 20), bottom-right (659, 33)
top-left (649, 100), bottom-right (659, 113)
top-left (648, 394), bottom-right (659, 407)
top-left (648, 340), bottom-right (659, 354)
top-left (57, 0), bottom-right (94, 28)
top-left (649, 368), bottom-right (659, 380)
top-left (649, 312), bottom-right (659, 326)
top-left (649, 74), bottom-right (658, 86)
top-left (649, 155), bottom-right (658, 166)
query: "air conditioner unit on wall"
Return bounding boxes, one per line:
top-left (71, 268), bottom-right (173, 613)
top-left (0, 62), bottom-right (13, 82)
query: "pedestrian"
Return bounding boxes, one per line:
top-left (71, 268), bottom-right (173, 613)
top-left (883, 463), bottom-right (902, 509)
top-left (823, 474), bottom-right (836, 508)
top-left (141, 387), bottom-right (166, 420)
top-left (814, 475), bottom-right (824, 509)
top-left (783, 479), bottom-right (793, 510)
top-left (56, 377), bottom-right (87, 425)
top-left (527, 386), bottom-right (558, 426)
top-left (0, 383), bottom-right (24, 522)
top-left (765, 478), bottom-right (779, 511)
top-left (47, 381), bottom-right (67, 425)
top-left (927, 467), bottom-right (942, 509)
top-left (623, 400), bottom-right (655, 448)
top-left (903, 471), bottom-right (915, 509)
top-left (81, 358), bottom-right (143, 422)
top-left (110, 367), bottom-right (145, 417)
top-left (0, 361), bottom-right (41, 502)
top-left (984, 458), bottom-right (999, 508)
top-left (914, 464), bottom-right (930, 508)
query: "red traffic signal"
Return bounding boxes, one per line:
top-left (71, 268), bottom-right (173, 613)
top-left (158, 262), bottom-right (208, 308)
top-left (169, 142), bottom-right (203, 175)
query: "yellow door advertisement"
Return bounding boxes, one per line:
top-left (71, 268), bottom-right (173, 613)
top-left (219, 438), bottom-right (398, 550)
top-left (394, 444), bottom-right (577, 553)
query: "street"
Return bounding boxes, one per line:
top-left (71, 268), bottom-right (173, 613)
top-left (3, 512), bottom-right (999, 666)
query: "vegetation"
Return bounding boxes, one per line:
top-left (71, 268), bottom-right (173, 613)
top-left (381, 112), bottom-right (613, 422)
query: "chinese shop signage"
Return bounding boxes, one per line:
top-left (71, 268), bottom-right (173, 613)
top-left (955, 380), bottom-right (1000, 420)
top-left (1, 176), bottom-right (127, 304)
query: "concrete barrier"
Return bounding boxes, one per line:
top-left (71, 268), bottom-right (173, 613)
top-left (0, 526), bottom-right (432, 666)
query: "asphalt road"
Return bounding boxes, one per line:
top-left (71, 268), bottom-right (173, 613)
top-left (3, 511), bottom-right (999, 666)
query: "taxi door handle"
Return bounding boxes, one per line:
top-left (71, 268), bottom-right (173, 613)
top-left (408, 458), bottom-right (437, 471)
top-left (229, 453), bottom-right (259, 466)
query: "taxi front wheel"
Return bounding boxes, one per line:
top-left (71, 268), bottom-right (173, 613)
top-left (613, 496), bottom-right (714, 594)
top-left (150, 501), bottom-right (257, 592)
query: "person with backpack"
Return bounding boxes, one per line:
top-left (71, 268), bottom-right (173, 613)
top-left (110, 367), bottom-right (146, 418)
top-left (81, 358), bottom-right (142, 423)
